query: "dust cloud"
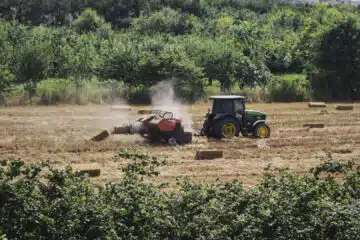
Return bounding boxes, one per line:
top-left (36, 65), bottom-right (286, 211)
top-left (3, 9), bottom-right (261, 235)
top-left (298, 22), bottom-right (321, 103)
top-left (150, 80), bottom-right (193, 132)
top-left (96, 98), bottom-right (133, 130)
top-left (94, 79), bottom-right (193, 139)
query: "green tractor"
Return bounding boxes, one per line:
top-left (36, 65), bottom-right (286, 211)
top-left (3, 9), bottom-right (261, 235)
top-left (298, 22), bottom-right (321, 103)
top-left (199, 95), bottom-right (270, 139)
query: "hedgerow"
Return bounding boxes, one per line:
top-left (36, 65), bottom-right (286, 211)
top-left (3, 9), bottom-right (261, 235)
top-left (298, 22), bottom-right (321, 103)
top-left (0, 149), bottom-right (359, 239)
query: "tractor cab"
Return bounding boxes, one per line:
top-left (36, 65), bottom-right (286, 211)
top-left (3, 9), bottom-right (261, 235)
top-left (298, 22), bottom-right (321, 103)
top-left (200, 95), bottom-right (270, 139)
top-left (211, 96), bottom-right (245, 115)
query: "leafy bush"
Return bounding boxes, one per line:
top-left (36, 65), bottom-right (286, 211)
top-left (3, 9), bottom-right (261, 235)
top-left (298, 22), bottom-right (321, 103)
top-left (13, 32), bottom-right (54, 103)
top-left (132, 8), bottom-right (200, 35)
top-left (72, 8), bottom-right (111, 35)
top-left (173, 77), bottom-right (206, 103)
top-left (36, 78), bottom-right (125, 105)
top-left (268, 74), bottom-right (309, 102)
top-left (311, 18), bottom-right (360, 101)
top-left (36, 78), bottom-right (77, 104)
top-left (0, 65), bottom-right (14, 105)
top-left (122, 85), bottom-right (152, 105)
top-left (233, 87), bottom-right (266, 103)
top-left (204, 82), bottom-right (266, 103)
top-left (0, 149), bottom-right (359, 239)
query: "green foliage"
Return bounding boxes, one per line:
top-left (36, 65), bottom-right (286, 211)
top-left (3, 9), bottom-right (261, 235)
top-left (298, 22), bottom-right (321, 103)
top-left (73, 8), bottom-right (111, 35)
top-left (36, 77), bottom-right (123, 105)
top-left (122, 85), bottom-right (152, 105)
top-left (0, 65), bottom-right (14, 96)
top-left (59, 32), bottom-right (100, 80)
top-left (36, 78), bottom-right (77, 104)
top-left (311, 18), bottom-right (360, 100)
top-left (310, 153), bottom-right (354, 179)
top-left (0, 149), bottom-right (359, 239)
top-left (1, 3), bottom-right (360, 103)
top-left (15, 42), bottom-right (54, 102)
top-left (0, 22), bottom-right (13, 67)
top-left (268, 74), bottom-right (309, 102)
top-left (132, 8), bottom-right (200, 35)
top-left (101, 34), bottom-right (205, 102)
top-left (115, 147), bottom-right (167, 181)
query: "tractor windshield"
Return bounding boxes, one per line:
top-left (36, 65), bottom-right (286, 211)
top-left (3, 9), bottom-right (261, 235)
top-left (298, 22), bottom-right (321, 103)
top-left (212, 99), bottom-right (233, 114)
top-left (234, 100), bottom-right (244, 113)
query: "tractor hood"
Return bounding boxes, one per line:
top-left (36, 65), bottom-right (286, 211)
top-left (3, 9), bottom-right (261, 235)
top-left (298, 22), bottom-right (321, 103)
top-left (246, 110), bottom-right (267, 120)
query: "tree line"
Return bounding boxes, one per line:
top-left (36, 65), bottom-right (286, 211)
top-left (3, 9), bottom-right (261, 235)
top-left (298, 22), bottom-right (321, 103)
top-left (0, 1), bottom-right (360, 104)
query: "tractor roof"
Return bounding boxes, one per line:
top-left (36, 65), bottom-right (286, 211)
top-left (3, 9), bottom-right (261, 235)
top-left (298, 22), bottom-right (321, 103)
top-left (209, 95), bottom-right (246, 100)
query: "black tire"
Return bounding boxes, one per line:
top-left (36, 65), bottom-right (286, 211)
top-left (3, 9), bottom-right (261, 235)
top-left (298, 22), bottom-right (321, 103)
top-left (241, 130), bottom-right (249, 137)
top-left (200, 119), bottom-right (210, 136)
top-left (213, 118), bottom-right (240, 139)
top-left (176, 132), bottom-right (192, 145)
top-left (252, 122), bottom-right (271, 138)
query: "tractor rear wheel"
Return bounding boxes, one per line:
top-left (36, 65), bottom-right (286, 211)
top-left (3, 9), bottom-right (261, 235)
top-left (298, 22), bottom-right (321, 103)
top-left (174, 132), bottom-right (192, 145)
top-left (166, 132), bottom-right (192, 146)
top-left (214, 118), bottom-right (239, 139)
top-left (252, 122), bottom-right (270, 138)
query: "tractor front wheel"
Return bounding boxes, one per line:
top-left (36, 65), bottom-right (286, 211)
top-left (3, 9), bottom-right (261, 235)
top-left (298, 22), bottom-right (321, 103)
top-left (214, 118), bottom-right (239, 139)
top-left (252, 122), bottom-right (270, 138)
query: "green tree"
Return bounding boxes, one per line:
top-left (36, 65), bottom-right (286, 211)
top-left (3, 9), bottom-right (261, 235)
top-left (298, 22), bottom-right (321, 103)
top-left (14, 37), bottom-right (54, 104)
top-left (100, 36), bottom-right (141, 85)
top-left (59, 33), bottom-right (100, 103)
top-left (132, 7), bottom-right (200, 35)
top-left (182, 35), bottom-right (271, 91)
top-left (72, 8), bottom-right (111, 34)
top-left (311, 18), bottom-right (360, 100)
top-left (0, 66), bottom-right (14, 105)
top-left (0, 22), bottom-right (13, 66)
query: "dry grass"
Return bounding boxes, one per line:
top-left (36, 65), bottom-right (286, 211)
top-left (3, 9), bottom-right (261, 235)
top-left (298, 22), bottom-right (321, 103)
top-left (0, 103), bottom-right (360, 189)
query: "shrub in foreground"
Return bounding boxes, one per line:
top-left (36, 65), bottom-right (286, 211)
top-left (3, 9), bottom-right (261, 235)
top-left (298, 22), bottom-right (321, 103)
top-left (0, 150), bottom-right (359, 239)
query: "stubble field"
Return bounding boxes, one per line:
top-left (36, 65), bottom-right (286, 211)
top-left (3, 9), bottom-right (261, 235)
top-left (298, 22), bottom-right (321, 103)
top-left (1, 102), bottom-right (359, 189)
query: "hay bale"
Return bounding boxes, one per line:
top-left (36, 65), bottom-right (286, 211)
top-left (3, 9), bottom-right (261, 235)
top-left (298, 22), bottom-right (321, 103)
top-left (78, 169), bottom-right (100, 177)
top-left (138, 110), bottom-right (153, 114)
top-left (91, 130), bottom-right (110, 141)
top-left (320, 109), bottom-right (329, 115)
top-left (137, 109), bottom-right (163, 115)
top-left (303, 123), bottom-right (325, 128)
top-left (113, 125), bottom-right (131, 134)
top-left (308, 102), bottom-right (326, 108)
top-left (335, 105), bottom-right (354, 111)
top-left (111, 106), bottom-right (132, 112)
top-left (196, 150), bottom-right (223, 160)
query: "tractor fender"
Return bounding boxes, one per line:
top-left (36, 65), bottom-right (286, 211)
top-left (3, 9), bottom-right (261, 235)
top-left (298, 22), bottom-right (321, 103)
top-left (213, 114), bottom-right (238, 122)
top-left (252, 120), bottom-right (267, 128)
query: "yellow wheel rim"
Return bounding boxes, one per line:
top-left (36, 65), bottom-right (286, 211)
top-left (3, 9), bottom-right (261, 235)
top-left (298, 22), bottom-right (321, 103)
top-left (222, 123), bottom-right (236, 138)
top-left (257, 126), bottom-right (268, 138)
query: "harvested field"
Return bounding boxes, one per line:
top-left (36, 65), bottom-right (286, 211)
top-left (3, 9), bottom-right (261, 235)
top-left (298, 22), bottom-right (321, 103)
top-left (1, 103), bottom-right (360, 189)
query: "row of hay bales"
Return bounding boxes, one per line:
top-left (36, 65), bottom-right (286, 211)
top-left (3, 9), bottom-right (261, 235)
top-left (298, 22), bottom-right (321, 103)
top-left (305, 102), bottom-right (354, 128)
top-left (76, 150), bottom-right (224, 178)
top-left (308, 102), bottom-right (354, 110)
